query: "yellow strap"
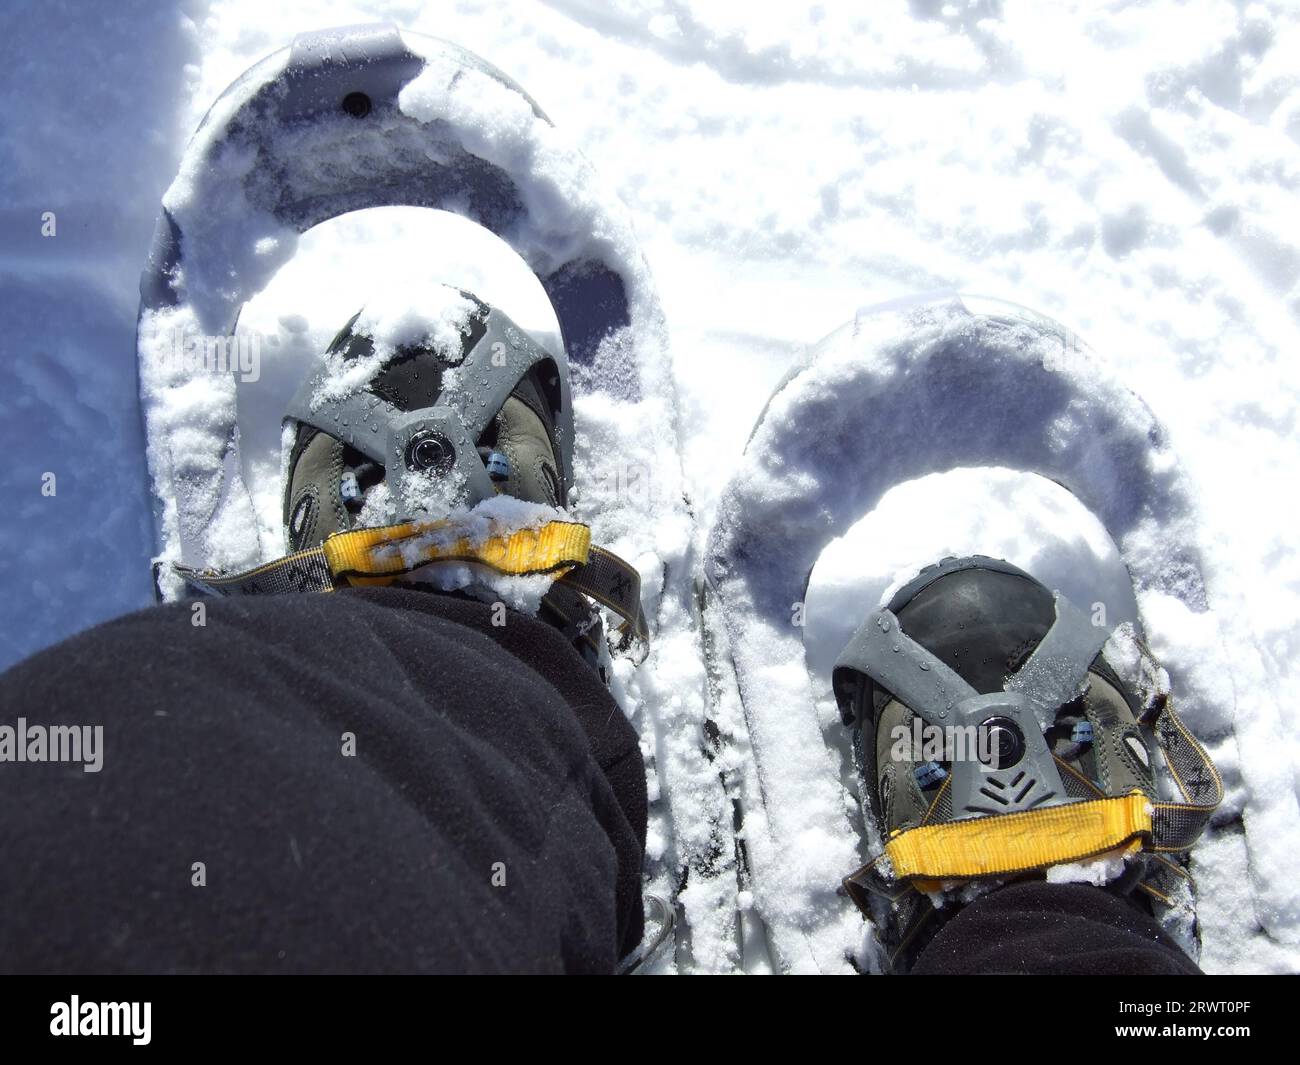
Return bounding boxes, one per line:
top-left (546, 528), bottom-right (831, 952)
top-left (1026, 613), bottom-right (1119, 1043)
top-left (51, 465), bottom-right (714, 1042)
top-left (324, 519), bottom-right (591, 583)
top-left (884, 792), bottom-right (1152, 880)
top-left (170, 515), bottom-right (654, 658)
top-left (172, 518), bottom-right (592, 596)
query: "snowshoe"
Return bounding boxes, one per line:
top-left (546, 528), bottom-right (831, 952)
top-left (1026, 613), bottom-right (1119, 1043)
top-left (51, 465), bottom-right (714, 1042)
top-left (134, 23), bottom-right (696, 660)
top-left (135, 23), bottom-right (705, 969)
top-left (701, 293), bottom-right (1229, 973)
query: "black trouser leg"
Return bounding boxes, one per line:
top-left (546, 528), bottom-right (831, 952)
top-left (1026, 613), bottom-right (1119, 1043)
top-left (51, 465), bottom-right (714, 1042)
top-left (0, 588), bottom-right (645, 974)
top-left (911, 880), bottom-right (1202, 975)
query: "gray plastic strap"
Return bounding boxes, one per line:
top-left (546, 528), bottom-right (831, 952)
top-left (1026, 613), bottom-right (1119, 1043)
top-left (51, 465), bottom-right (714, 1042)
top-left (834, 609), bottom-right (977, 727)
top-left (834, 593), bottom-right (1115, 820)
top-left (1005, 592), bottom-right (1109, 730)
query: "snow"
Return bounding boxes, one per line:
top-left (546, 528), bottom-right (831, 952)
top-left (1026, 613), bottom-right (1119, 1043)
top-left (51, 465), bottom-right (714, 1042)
top-left (2, 0), bottom-right (1299, 974)
top-left (1045, 850), bottom-right (1136, 888)
top-left (310, 283), bottom-right (479, 409)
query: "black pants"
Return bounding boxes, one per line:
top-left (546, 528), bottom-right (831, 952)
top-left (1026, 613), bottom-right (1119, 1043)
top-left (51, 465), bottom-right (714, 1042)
top-left (0, 589), bottom-right (1198, 975)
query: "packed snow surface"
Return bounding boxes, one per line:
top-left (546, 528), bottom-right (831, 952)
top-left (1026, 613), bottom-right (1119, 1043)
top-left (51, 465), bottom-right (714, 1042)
top-left (2, 1), bottom-right (1298, 974)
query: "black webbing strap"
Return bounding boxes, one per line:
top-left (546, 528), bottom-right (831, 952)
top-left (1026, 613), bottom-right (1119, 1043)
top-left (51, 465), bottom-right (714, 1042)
top-left (1144, 695), bottom-right (1223, 852)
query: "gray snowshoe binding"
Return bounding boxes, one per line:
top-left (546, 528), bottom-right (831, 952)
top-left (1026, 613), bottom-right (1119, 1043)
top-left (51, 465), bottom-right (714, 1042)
top-left (171, 287), bottom-right (649, 671)
top-left (276, 291), bottom-right (621, 668)
top-left (283, 294), bottom-right (570, 547)
top-left (835, 556), bottom-right (1222, 972)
